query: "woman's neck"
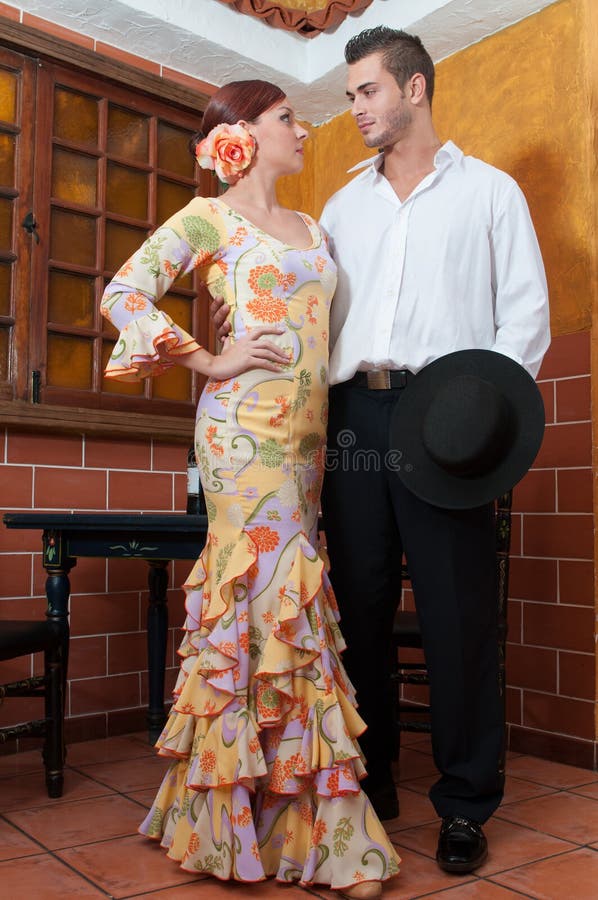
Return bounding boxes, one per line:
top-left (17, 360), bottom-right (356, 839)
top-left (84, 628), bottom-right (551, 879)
top-left (225, 172), bottom-right (279, 214)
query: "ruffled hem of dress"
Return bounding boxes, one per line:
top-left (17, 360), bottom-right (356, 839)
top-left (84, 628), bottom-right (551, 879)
top-left (139, 772), bottom-right (401, 886)
top-left (103, 309), bottom-right (201, 381)
top-left (140, 526), bottom-right (400, 887)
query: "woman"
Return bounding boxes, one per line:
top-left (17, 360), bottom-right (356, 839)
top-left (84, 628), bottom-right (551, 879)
top-left (101, 80), bottom-right (399, 898)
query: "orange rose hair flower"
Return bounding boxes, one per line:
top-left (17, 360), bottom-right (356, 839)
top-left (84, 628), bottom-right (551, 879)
top-left (195, 123), bottom-right (256, 185)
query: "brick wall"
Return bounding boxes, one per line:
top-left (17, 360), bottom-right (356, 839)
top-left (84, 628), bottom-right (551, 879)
top-left (506, 330), bottom-right (596, 768)
top-left (0, 434), bottom-right (195, 745)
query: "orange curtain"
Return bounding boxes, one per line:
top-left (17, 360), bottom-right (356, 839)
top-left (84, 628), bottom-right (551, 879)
top-left (217, 0), bottom-right (374, 37)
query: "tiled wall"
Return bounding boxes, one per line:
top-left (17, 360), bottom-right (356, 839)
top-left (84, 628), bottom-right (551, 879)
top-left (506, 330), bottom-right (595, 768)
top-left (0, 434), bottom-right (194, 745)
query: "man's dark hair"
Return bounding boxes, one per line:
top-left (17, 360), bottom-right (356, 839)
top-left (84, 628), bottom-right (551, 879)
top-left (345, 26), bottom-right (435, 105)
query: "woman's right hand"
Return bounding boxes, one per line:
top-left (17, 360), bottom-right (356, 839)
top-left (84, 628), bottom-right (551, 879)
top-left (207, 326), bottom-right (289, 380)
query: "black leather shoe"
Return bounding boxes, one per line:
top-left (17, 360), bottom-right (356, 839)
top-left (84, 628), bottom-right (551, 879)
top-left (363, 777), bottom-right (399, 821)
top-left (436, 816), bottom-right (488, 873)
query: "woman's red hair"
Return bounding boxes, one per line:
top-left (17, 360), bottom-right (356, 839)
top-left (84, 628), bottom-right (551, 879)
top-left (190, 80), bottom-right (285, 156)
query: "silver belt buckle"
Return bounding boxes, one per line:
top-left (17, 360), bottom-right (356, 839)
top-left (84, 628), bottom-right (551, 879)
top-left (367, 370), bottom-right (391, 390)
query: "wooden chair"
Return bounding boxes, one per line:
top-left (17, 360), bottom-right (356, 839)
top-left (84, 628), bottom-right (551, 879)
top-left (0, 619), bottom-right (66, 797)
top-left (392, 491), bottom-right (512, 768)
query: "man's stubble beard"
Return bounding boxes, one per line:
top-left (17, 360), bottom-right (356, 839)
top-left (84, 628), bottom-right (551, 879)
top-left (362, 104), bottom-right (412, 149)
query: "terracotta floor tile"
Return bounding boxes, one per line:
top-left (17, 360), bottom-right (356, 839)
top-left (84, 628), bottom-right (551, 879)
top-left (395, 749), bottom-right (439, 782)
top-left (56, 833), bottom-right (198, 898)
top-left (505, 755), bottom-right (597, 790)
top-left (391, 820), bottom-right (440, 860)
top-left (570, 781), bottom-right (598, 800)
top-left (500, 775), bottom-right (557, 805)
top-left (0, 818), bottom-right (41, 861)
top-left (399, 732), bottom-right (431, 748)
top-left (1, 732), bottom-right (595, 899)
top-left (130, 879), bottom-right (323, 898)
top-left (6, 793), bottom-right (146, 850)
top-left (399, 774), bottom-right (436, 796)
top-left (0, 768), bottom-right (114, 812)
top-left (423, 881), bottom-right (531, 899)
top-left (0, 852), bottom-right (106, 897)
top-left (0, 747), bottom-right (47, 778)
top-left (124, 786), bottom-right (158, 807)
top-left (491, 847), bottom-right (598, 899)
top-left (384, 788), bottom-right (438, 835)
top-left (398, 734), bottom-right (433, 755)
top-left (495, 791), bottom-right (598, 844)
top-left (75, 752), bottom-right (171, 792)
top-left (65, 734), bottom-right (155, 766)
top-left (477, 817), bottom-right (576, 875)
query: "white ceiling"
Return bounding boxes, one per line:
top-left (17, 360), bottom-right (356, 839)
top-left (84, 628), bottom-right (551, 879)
top-left (14, 0), bottom-right (557, 122)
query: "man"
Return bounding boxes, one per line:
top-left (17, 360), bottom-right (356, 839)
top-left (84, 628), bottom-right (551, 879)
top-left (213, 26), bottom-right (550, 874)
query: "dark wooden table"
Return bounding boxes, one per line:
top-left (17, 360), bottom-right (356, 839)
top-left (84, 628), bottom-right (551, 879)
top-left (2, 513), bottom-right (208, 742)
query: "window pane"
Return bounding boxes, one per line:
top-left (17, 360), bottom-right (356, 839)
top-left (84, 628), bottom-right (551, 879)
top-left (101, 340), bottom-right (144, 395)
top-left (106, 162), bottom-right (148, 219)
top-left (54, 87), bottom-right (98, 145)
top-left (158, 121), bottom-right (195, 178)
top-left (0, 260), bottom-right (11, 316)
top-left (0, 196), bottom-right (13, 253)
top-left (159, 292), bottom-right (193, 332)
top-left (0, 325), bottom-right (8, 381)
top-left (52, 147), bottom-right (97, 207)
top-left (0, 69), bottom-right (17, 124)
top-left (157, 178), bottom-right (195, 225)
top-left (107, 106), bottom-right (149, 162)
top-left (47, 333), bottom-right (93, 389)
top-left (48, 270), bottom-right (95, 327)
top-left (152, 362), bottom-right (191, 401)
top-left (0, 132), bottom-right (15, 188)
top-left (51, 209), bottom-right (97, 267)
top-left (104, 221), bottom-right (147, 272)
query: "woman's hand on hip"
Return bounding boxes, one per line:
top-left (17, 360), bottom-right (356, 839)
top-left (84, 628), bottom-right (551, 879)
top-left (207, 326), bottom-right (289, 380)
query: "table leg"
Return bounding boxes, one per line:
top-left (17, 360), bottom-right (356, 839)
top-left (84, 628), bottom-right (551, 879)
top-left (147, 560), bottom-right (169, 743)
top-left (43, 528), bottom-right (75, 794)
top-left (43, 529), bottom-right (74, 692)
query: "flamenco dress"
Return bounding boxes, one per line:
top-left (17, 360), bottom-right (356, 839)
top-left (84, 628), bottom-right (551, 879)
top-left (100, 196), bottom-right (400, 889)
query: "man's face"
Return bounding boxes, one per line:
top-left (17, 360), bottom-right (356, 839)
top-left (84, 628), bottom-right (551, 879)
top-left (346, 51), bottom-right (412, 149)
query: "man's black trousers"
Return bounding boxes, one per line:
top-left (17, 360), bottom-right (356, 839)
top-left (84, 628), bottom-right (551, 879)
top-left (321, 381), bottom-right (505, 824)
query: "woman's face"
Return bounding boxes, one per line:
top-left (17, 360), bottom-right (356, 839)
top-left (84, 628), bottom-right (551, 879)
top-left (247, 99), bottom-right (308, 177)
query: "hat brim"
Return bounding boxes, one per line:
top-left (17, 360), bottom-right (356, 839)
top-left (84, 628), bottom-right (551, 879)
top-left (389, 350), bottom-right (545, 509)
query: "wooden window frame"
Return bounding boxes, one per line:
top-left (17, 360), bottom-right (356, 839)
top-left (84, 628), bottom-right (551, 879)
top-left (0, 17), bottom-right (213, 442)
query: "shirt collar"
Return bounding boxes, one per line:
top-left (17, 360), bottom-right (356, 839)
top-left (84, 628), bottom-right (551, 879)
top-left (347, 140), bottom-right (463, 175)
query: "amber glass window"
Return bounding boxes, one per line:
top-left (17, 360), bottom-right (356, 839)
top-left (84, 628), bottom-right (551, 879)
top-left (27, 63), bottom-right (216, 416)
top-left (0, 58), bottom-right (214, 421)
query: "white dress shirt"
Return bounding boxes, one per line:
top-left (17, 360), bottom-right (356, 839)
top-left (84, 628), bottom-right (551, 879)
top-left (320, 141), bottom-right (550, 384)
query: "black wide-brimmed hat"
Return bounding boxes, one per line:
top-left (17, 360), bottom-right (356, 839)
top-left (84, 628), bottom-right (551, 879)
top-left (389, 350), bottom-right (545, 509)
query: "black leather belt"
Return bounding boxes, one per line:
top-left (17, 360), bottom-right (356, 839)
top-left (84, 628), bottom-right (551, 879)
top-left (347, 369), bottom-right (413, 390)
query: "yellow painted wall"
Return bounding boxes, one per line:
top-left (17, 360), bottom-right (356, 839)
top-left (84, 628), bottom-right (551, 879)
top-left (280, 0), bottom-right (596, 340)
